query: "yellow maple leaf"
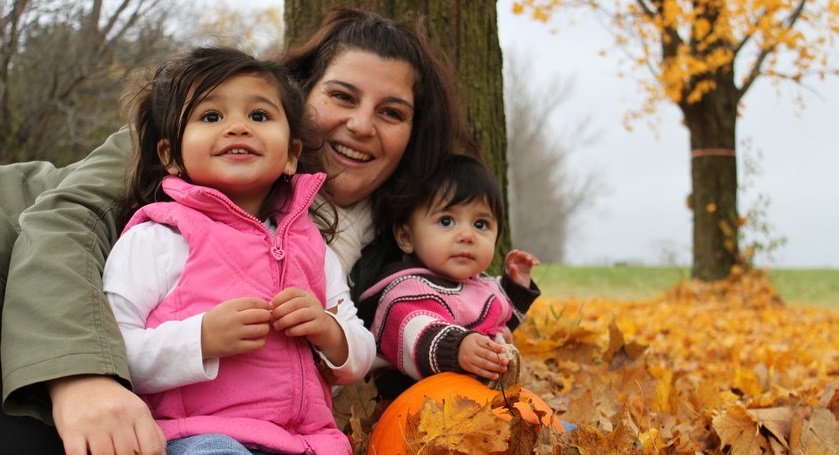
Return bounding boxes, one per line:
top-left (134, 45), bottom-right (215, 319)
top-left (405, 395), bottom-right (511, 454)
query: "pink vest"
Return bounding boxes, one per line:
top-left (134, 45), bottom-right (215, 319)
top-left (123, 175), bottom-right (348, 454)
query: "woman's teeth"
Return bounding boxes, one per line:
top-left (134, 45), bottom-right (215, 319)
top-left (334, 144), bottom-right (371, 162)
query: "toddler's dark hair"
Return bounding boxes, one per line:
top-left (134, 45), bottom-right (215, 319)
top-left (118, 46), bottom-right (335, 237)
top-left (388, 154), bottom-right (504, 243)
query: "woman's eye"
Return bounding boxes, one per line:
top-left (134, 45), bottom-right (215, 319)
top-left (201, 112), bottom-right (221, 122)
top-left (439, 216), bottom-right (454, 228)
top-left (381, 108), bottom-right (405, 122)
top-left (250, 110), bottom-right (269, 122)
top-left (330, 91), bottom-right (354, 103)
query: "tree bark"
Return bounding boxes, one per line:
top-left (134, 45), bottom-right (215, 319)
top-left (681, 74), bottom-right (740, 281)
top-left (285, 1), bottom-right (510, 273)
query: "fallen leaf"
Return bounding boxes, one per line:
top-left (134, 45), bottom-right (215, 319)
top-left (712, 405), bottom-right (770, 455)
top-left (406, 395), bottom-right (511, 454)
top-left (747, 406), bottom-right (793, 448)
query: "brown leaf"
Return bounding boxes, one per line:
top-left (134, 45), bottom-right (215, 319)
top-left (406, 395), bottom-right (511, 454)
top-left (712, 405), bottom-right (770, 455)
top-left (820, 382), bottom-right (839, 421)
top-left (332, 377), bottom-right (379, 432)
top-left (793, 408), bottom-right (839, 455)
top-left (574, 420), bottom-right (642, 455)
top-left (506, 410), bottom-right (541, 455)
top-left (747, 406), bottom-right (794, 448)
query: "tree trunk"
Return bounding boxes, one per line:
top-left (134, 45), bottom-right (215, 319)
top-left (285, 1), bottom-right (510, 273)
top-left (680, 74), bottom-right (740, 281)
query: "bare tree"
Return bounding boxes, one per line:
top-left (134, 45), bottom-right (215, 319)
top-left (504, 49), bottom-right (601, 264)
top-left (0, 0), bottom-right (181, 165)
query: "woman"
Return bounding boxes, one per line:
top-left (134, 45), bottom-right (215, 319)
top-left (0, 8), bottom-right (476, 455)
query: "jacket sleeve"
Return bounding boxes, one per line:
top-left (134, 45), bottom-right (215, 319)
top-left (500, 272), bottom-right (541, 332)
top-left (370, 279), bottom-right (470, 381)
top-left (1, 128), bottom-right (132, 422)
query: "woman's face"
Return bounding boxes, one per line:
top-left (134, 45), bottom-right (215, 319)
top-left (307, 49), bottom-right (415, 207)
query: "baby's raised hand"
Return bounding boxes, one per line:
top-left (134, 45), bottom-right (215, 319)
top-left (458, 333), bottom-right (509, 380)
top-left (504, 249), bottom-right (540, 287)
top-left (201, 297), bottom-right (272, 359)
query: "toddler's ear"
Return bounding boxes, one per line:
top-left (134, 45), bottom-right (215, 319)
top-left (157, 140), bottom-right (181, 175)
top-left (393, 224), bottom-right (414, 254)
top-left (284, 139), bottom-right (302, 176)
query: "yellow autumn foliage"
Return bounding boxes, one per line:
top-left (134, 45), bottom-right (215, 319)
top-left (514, 269), bottom-right (839, 454)
top-left (512, 0), bottom-right (839, 115)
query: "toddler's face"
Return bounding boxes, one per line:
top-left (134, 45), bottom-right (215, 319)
top-left (174, 73), bottom-right (298, 215)
top-left (395, 195), bottom-right (498, 280)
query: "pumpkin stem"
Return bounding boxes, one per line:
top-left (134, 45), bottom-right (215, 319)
top-left (487, 343), bottom-right (521, 391)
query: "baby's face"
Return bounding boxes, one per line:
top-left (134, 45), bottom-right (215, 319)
top-left (396, 196), bottom-right (498, 280)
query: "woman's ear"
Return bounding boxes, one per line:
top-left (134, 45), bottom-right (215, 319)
top-left (393, 224), bottom-right (414, 254)
top-left (284, 139), bottom-right (302, 176)
top-left (157, 140), bottom-right (181, 176)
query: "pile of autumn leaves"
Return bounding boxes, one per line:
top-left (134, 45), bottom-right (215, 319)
top-left (336, 270), bottom-right (839, 454)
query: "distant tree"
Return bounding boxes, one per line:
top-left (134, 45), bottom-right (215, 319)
top-left (193, 1), bottom-right (284, 57)
top-left (513, 0), bottom-right (839, 280)
top-left (504, 49), bottom-right (601, 264)
top-left (0, 0), bottom-right (182, 165)
top-left (286, 1), bottom-right (512, 273)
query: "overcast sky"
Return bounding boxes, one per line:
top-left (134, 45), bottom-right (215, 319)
top-left (497, 2), bottom-right (839, 269)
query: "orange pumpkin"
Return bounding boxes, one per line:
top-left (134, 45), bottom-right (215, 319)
top-left (367, 371), bottom-right (562, 454)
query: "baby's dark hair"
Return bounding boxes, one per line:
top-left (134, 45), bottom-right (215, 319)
top-left (119, 46), bottom-right (335, 236)
top-left (388, 154), bottom-right (505, 242)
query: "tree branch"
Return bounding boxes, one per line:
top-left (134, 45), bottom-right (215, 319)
top-left (738, 0), bottom-right (807, 101)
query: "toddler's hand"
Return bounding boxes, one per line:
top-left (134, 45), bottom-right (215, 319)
top-left (505, 249), bottom-right (540, 288)
top-left (201, 297), bottom-right (272, 359)
top-left (270, 288), bottom-right (348, 364)
top-left (458, 333), bottom-right (509, 380)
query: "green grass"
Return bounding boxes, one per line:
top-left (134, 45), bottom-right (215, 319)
top-left (765, 268), bottom-right (839, 308)
top-left (532, 265), bottom-right (839, 309)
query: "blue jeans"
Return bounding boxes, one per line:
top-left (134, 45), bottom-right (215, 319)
top-left (167, 433), bottom-right (280, 455)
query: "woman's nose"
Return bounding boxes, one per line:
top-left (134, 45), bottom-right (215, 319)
top-left (346, 110), bottom-right (375, 137)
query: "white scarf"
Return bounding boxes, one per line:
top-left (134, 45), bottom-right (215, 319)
top-left (314, 195), bottom-right (374, 277)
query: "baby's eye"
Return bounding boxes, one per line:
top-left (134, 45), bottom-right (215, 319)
top-left (250, 110), bottom-right (269, 122)
top-left (438, 216), bottom-right (454, 228)
top-left (201, 111), bottom-right (221, 122)
top-left (474, 219), bottom-right (491, 230)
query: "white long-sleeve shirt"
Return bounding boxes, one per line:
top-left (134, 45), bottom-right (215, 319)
top-left (104, 221), bottom-right (375, 394)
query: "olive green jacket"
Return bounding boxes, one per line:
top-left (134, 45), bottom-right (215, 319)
top-left (1, 128), bottom-right (132, 423)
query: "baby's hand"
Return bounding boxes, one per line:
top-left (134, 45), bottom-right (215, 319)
top-left (505, 249), bottom-right (540, 287)
top-left (458, 333), bottom-right (509, 380)
top-left (201, 297), bottom-right (272, 359)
